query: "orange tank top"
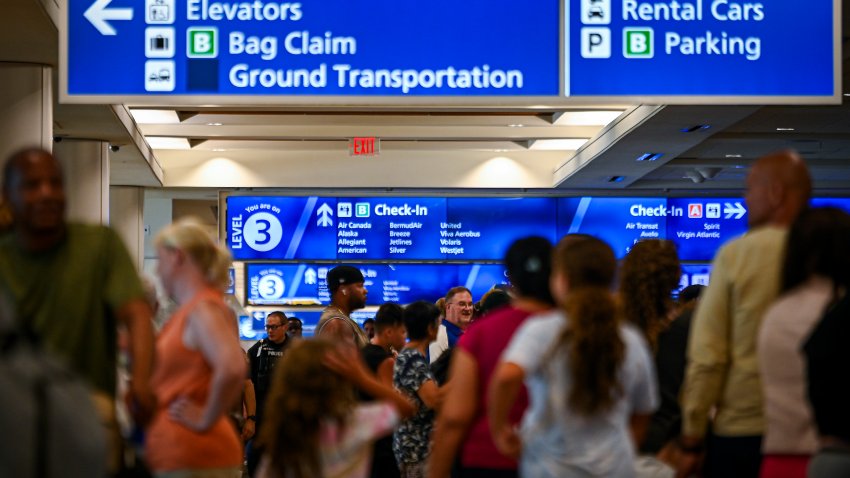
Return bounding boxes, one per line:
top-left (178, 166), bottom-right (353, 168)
top-left (145, 289), bottom-right (242, 472)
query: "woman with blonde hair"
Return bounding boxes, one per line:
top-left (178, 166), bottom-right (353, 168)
top-left (145, 218), bottom-right (246, 478)
top-left (488, 235), bottom-right (658, 477)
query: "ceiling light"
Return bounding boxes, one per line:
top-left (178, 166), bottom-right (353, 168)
top-left (725, 154), bottom-right (743, 158)
top-left (529, 139), bottom-right (588, 150)
top-left (680, 124), bottom-right (711, 133)
top-left (636, 152), bottom-right (664, 161)
top-left (146, 137), bottom-right (191, 150)
top-left (212, 148), bottom-right (227, 152)
top-left (696, 167), bottom-right (722, 179)
top-left (844, 93), bottom-right (850, 97)
top-left (776, 127), bottom-right (796, 131)
top-left (130, 109), bottom-right (180, 124)
top-left (206, 122), bottom-right (223, 126)
top-left (608, 175), bottom-right (625, 183)
top-left (507, 123), bottom-right (525, 128)
top-left (553, 110), bottom-right (623, 126)
top-left (684, 170), bottom-right (705, 183)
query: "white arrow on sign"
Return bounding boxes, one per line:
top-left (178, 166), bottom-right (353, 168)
top-left (84, 0), bottom-right (133, 36)
top-left (724, 202), bottom-right (747, 219)
top-left (317, 203), bottom-right (334, 227)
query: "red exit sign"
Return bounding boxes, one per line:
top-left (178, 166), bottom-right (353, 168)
top-left (350, 137), bottom-right (380, 156)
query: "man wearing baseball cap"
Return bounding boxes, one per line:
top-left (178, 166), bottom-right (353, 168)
top-left (316, 265), bottom-right (370, 347)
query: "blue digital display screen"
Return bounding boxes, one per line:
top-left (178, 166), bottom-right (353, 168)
top-left (245, 263), bottom-right (327, 305)
top-left (459, 264), bottom-right (510, 301)
top-left (567, 0), bottom-right (835, 97)
top-left (679, 263), bottom-right (712, 292)
top-left (67, 0), bottom-right (559, 97)
top-left (279, 311), bottom-right (324, 338)
top-left (228, 196), bottom-right (558, 261)
top-left (335, 197), bottom-right (447, 260)
top-left (666, 198), bottom-right (748, 261)
top-left (242, 309), bottom-right (374, 340)
top-left (446, 198), bottom-right (557, 260)
top-left (810, 198), bottom-right (850, 213)
top-left (382, 264), bottom-right (457, 305)
top-left (227, 196), bottom-right (337, 260)
top-left (225, 268), bottom-right (236, 294)
top-left (229, 195), bottom-right (847, 265)
top-left (246, 262), bottom-right (499, 306)
top-left (557, 197), bottom-right (667, 258)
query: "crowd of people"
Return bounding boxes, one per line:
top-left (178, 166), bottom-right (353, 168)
top-left (0, 146), bottom-right (848, 478)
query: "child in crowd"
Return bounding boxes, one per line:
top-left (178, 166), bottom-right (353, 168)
top-left (394, 301), bottom-right (443, 477)
top-left (255, 340), bottom-right (413, 478)
top-left (489, 235), bottom-right (658, 478)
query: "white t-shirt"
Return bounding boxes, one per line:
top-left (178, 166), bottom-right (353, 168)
top-left (428, 323), bottom-right (449, 363)
top-left (502, 310), bottom-right (658, 478)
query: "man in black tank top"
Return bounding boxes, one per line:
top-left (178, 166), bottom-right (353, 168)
top-left (317, 266), bottom-right (370, 347)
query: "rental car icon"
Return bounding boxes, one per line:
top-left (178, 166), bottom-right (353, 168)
top-left (588, 6), bottom-right (605, 19)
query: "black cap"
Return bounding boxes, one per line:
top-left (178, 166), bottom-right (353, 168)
top-left (327, 265), bottom-right (365, 293)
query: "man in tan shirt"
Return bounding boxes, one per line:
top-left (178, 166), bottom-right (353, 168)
top-left (678, 150), bottom-right (812, 477)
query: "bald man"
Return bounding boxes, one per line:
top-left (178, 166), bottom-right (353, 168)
top-left (0, 148), bottom-right (155, 471)
top-left (678, 151), bottom-right (812, 478)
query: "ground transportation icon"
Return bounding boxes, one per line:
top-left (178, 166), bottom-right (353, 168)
top-left (149, 69), bottom-right (171, 82)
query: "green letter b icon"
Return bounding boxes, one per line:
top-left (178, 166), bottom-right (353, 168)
top-left (623, 28), bottom-right (653, 59)
top-left (187, 27), bottom-right (218, 58)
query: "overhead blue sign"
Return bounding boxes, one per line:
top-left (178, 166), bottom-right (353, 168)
top-left (229, 195), bottom-right (844, 263)
top-left (227, 196), bottom-right (337, 260)
top-left (567, 0), bottom-right (837, 99)
top-left (446, 198), bottom-right (557, 260)
top-left (245, 263), bottom-right (327, 305)
top-left (679, 263), bottom-right (712, 292)
top-left (228, 196), bottom-right (559, 261)
top-left (557, 197), bottom-right (667, 258)
top-left (64, 0), bottom-right (559, 99)
top-left (335, 197), bottom-right (447, 260)
top-left (666, 197), bottom-right (748, 261)
top-left (244, 262), bottom-right (512, 306)
top-left (460, 264), bottom-right (510, 300)
top-left (810, 198), bottom-right (850, 213)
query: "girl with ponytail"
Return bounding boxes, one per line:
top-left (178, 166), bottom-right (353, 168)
top-left (488, 235), bottom-right (658, 478)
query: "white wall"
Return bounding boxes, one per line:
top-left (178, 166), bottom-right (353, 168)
top-left (157, 150), bottom-right (567, 189)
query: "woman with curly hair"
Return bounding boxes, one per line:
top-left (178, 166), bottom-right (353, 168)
top-left (620, 240), bottom-right (687, 465)
top-left (255, 340), bottom-right (414, 478)
top-left (619, 240), bottom-right (683, 350)
top-left (488, 235), bottom-right (658, 477)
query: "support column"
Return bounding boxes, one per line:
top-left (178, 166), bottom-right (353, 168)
top-left (0, 63), bottom-right (52, 163)
top-left (53, 140), bottom-right (110, 225)
top-left (110, 186), bottom-right (145, 271)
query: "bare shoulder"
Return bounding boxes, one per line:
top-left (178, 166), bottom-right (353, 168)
top-left (319, 316), bottom-right (348, 334)
top-left (189, 298), bottom-right (231, 325)
top-left (184, 297), bottom-right (236, 348)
